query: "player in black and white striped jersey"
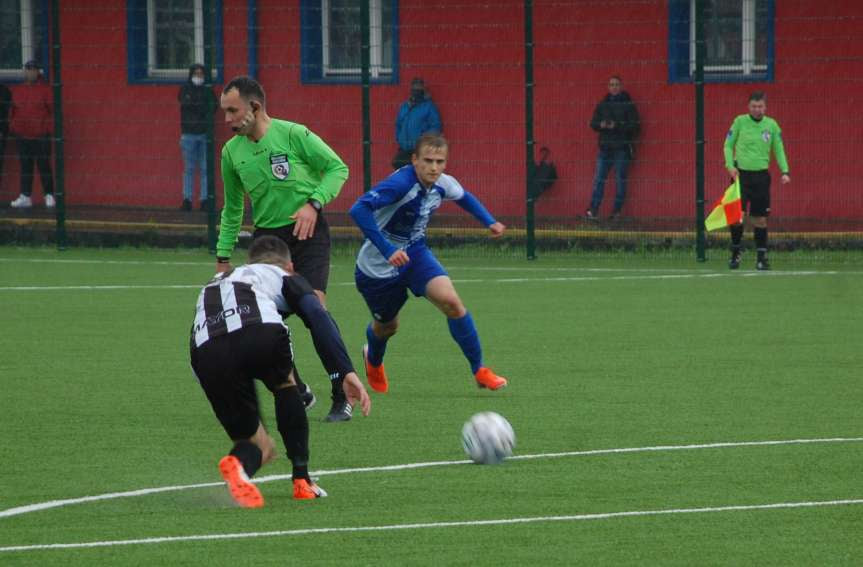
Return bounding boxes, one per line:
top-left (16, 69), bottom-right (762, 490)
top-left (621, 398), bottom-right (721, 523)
top-left (190, 235), bottom-right (371, 506)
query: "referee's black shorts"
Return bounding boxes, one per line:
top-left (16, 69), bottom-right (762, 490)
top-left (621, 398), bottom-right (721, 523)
top-left (190, 324), bottom-right (294, 439)
top-left (254, 214), bottom-right (331, 293)
top-left (738, 169), bottom-right (771, 217)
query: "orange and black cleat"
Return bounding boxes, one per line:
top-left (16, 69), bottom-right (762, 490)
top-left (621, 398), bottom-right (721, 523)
top-left (218, 455), bottom-right (264, 508)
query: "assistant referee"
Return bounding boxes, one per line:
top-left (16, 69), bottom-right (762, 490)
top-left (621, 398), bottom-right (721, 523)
top-left (723, 91), bottom-right (790, 271)
top-left (216, 76), bottom-right (353, 421)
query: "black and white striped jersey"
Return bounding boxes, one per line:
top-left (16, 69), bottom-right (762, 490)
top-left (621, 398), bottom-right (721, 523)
top-left (191, 263), bottom-right (291, 347)
top-left (191, 263), bottom-right (355, 380)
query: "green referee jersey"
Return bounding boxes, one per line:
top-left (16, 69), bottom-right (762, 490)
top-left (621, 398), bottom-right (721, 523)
top-left (217, 119), bottom-right (349, 258)
top-left (723, 114), bottom-right (789, 174)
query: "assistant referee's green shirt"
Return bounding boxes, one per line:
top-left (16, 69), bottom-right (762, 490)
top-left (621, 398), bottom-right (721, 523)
top-left (723, 114), bottom-right (789, 174)
top-left (217, 119), bottom-right (349, 258)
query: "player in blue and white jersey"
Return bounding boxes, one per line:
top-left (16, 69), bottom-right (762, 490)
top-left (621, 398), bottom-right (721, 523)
top-left (349, 133), bottom-right (508, 393)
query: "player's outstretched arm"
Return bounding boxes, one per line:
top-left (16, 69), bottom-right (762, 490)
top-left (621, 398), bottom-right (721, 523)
top-left (453, 190), bottom-right (497, 229)
top-left (488, 222), bottom-right (506, 238)
top-left (282, 276), bottom-right (360, 396)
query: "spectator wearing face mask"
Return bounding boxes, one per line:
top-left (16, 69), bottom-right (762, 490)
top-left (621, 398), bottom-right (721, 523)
top-left (392, 77), bottom-right (442, 170)
top-left (178, 63), bottom-right (216, 211)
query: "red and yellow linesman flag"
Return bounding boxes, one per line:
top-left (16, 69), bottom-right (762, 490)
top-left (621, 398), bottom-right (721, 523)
top-left (705, 177), bottom-right (742, 231)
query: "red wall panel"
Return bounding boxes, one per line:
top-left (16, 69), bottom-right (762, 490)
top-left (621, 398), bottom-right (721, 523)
top-left (3, 0), bottom-right (860, 226)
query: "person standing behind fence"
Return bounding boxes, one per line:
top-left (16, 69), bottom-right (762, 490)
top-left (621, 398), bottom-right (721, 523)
top-left (392, 78), bottom-right (442, 169)
top-left (0, 83), bottom-right (10, 190)
top-left (216, 75), bottom-right (354, 423)
top-left (724, 91), bottom-right (790, 271)
top-left (585, 75), bottom-right (639, 221)
top-left (9, 60), bottom-right (54, 209)
top-left (178, 63), bottom-right (216, 211)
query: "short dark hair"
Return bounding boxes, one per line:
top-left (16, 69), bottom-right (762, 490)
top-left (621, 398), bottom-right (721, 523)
top-left (414, 133), bottom-right (448, 156)
top-left (749, 91), bottom-right (766, 102)
top-left (223, 76), bottom-right (266, 107)
top-left (248, 235), bottom-right (291, 266)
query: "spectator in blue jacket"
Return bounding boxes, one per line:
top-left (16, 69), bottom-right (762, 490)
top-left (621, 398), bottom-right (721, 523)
top-left (392, 78), bottom-right (442, 169)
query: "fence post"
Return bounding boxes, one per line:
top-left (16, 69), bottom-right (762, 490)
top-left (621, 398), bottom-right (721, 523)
top-left (204, 0), bottom-right (217, 253)
top-left (525, 0), bottom-right (536, 260)
top-left (51, 0), bottom-right (66, 250)
top-left (694, 0), bottom-right (706, 262)
top-left (361, 0), bottom-right (372, 193)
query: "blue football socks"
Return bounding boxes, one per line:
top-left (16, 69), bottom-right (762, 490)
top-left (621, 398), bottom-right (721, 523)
top-left (447, 312), bottom-right (483, 374)
top-left (366, 322), bottom-right (389, 366)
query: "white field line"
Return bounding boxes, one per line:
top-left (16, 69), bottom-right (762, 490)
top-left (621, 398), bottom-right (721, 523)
top-left (0, 269), bottom-right (856, 292)
top-left (1, 437), bottom-right (860, 521)
top-left (1, 498), bottom-right (861, 553)
top-left (0, 257), bottom-right (714, 271)
top-left (2, 256), bottom-right (862, 275)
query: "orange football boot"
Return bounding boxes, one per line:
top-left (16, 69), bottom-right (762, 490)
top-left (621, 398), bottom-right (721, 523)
top-left (293, 478), bottom-right (328, 500)
top-left (363, 344), bottom-right (389, 393)
top-left (218, 455), bottom-right (264, 508)
top-left (474, 367), bottom-right (508, 390)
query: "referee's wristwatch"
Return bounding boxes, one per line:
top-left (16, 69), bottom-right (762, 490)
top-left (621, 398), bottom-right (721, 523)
top-left (307, 198), bottom-right (323, 213)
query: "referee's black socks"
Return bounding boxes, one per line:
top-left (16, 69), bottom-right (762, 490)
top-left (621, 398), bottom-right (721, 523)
top-left (754, 227), bottom-right (768, 260)
top-left (327, 312), bottom-right (347, 403)
top-left (730, 224), bottom-right (744, 249)
top-left (274, 386), bottom-right (311, 481)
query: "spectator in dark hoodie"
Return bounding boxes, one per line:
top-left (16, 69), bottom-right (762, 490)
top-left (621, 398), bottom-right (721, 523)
top-left (392, 78), bottom-right (442, 169)
top-left (9, 60), bottom-right (54, 209)
top-left (179, 63), bottom-right (216, 211)
top-left (585, 75), bottom-right (640, 220)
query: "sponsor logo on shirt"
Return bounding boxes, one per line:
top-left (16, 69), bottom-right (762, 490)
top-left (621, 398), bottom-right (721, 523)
top-left (270, 154), bottom-right (290, 180)
top-left (762, 130), bottom-right (771, 142)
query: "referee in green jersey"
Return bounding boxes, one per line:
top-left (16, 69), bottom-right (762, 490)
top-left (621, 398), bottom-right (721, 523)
top-left (216, 76), bottom-right (353, 422)
top-left (723, 91), bottom-right (790, 270)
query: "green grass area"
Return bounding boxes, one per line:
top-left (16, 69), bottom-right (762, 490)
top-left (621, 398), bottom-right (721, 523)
top-left (1, 246), bottom-right (861, 565)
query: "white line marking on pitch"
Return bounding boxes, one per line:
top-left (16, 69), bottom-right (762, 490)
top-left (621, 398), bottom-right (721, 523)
top-left (0, 269), bottom-right (856, 291)
top-left (1, 437), bottom-right (860, 520)
top-left (0, 258), bottom-right (722, 271)
top-left (1, 499), bottom-right (861, 553)
top-left (3, 256), bottom-right (862, 275)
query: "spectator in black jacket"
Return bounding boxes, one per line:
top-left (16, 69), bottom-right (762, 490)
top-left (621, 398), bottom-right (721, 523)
top-left (0, 84), bottom-right (10, 190)
top-left (178, 64), bottom-right (216, 211)
top-left (585, 76), bottom-right (640, 220)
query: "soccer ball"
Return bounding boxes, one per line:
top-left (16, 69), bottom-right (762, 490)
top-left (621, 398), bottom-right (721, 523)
top-left (461, 412), bottom-right (515, 465)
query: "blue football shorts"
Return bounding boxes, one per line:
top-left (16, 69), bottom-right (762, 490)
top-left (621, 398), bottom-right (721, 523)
top-left (355, 245), bottom-right (448, 323)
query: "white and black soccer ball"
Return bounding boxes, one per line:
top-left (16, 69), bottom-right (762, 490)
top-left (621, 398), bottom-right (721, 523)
top-left (461, 411), bottom-right (515, 465)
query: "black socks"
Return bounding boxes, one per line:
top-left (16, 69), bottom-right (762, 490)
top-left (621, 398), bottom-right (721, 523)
top-left (754, 227), bottom-right (768, 260)
top-left (274, 386), bottom-right (310, 481)
top-left (327, 312), bottom-right (346, 402)
top-left (730, 224), bottom-right (744, 248)
top-left (730, 225), bottom-right (768, 260)
top-left (230, 440), bottom-right (263, 478)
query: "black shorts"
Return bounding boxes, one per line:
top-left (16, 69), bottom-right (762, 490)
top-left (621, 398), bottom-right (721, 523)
top-left (738, 169), bottom-right (771, 217)
top-left (190, 324), bottom-right (294, 439)
top-left (254, 214), bottom-right (331, 292)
